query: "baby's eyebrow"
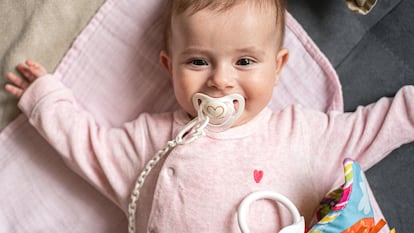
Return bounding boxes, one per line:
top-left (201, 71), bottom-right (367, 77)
top-left (180, 47), bottom-right (211, 56)
top-left (180, 47), bottom-right (266, 58)
top-left (235, 47), bottom-right (265, 57)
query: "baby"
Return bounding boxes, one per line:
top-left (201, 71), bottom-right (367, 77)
top-left (4, 0), bottom-right (413, 232)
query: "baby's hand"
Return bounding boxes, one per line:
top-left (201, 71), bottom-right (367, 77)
top-left (5, 60), bottom-right (48, 98)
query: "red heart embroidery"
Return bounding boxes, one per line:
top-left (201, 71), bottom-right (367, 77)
top-left (253, 170), bottom-right (263, 183)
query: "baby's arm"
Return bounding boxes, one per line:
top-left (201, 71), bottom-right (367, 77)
top-left (5, 60), bottom-right (48, 98)
top-left (301, 86), bottom-right (414, 188)
top-left (4, 61), bottom-right (149, 209)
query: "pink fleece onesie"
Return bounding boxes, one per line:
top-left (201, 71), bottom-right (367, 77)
top-left (19, 74), bottom-right (414, 233)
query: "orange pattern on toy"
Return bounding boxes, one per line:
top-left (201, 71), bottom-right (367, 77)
top-left (342, 218), bottom-right (374, 233)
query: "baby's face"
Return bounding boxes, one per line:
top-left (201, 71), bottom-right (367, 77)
top-left (161, 2), bottom-right (288, 127)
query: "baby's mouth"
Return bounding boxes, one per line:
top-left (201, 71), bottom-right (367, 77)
top-left (192, 93), bottom-right (245, 132)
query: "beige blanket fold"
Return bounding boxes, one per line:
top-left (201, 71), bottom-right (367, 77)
top-left (0, 0), bottom-right (105, 131)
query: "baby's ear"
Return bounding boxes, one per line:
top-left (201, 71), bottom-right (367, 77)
top-left (160, 50), bottom-right (172, 77)
top-left (274, 48), bottom-right (289, 85)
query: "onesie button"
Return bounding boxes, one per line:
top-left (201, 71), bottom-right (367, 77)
top-left (167, 167), bottom-right (176, 176)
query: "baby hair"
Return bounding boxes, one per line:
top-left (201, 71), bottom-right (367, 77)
top-left (162, 0), bottom-right (287, 52)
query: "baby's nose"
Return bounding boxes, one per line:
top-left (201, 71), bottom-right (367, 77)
top-left (207, 66), bottom-right (235, 90)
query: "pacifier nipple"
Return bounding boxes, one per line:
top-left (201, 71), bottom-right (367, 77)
top-left (192, 93), bottom-right (245, 132)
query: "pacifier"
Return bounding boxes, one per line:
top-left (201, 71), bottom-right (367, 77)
top-left (192, 93), bottom-right (245, 132)
top-left (238, 191), bottom-right (305, 233)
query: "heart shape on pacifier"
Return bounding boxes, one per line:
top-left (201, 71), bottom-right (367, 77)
top-left (207, 105), bottom-right (225, 118)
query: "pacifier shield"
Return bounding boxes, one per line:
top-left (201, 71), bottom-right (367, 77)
top-left (192, 93), bottom-right (245, 132)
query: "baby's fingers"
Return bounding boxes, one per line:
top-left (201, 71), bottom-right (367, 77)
top-left (5, 72), bottom-right (29, 98)
top-left (16, 63), bottom-right (37, 82)
top-left (25, 60), bottom-right (47, 78)
top-left (4, 83), bottom-right (24, 98)
top-left (6, 72), bottom-right (30, 90)
top-left (16, 60), bottom-right (47, 82)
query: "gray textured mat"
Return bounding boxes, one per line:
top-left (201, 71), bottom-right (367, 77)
top-left (289, 0), bottom-right (414, 232)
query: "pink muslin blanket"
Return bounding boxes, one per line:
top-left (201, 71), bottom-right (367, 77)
top-left (0, 0), bottom-right (343, 232)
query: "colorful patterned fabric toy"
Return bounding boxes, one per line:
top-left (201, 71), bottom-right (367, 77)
top-left (308, 158), bottom-right (390, 233)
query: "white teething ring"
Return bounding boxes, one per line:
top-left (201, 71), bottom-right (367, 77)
top-left (237, 191), bottom-right (305, 233)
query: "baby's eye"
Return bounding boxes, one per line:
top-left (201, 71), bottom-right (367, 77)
top-left (236, 58), bottom-right (254, 66)
top-left (190, 59), bottom-right (208, 66)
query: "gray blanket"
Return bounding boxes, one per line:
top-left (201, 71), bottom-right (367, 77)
top-left (289, 0), bottom-right (414, 231)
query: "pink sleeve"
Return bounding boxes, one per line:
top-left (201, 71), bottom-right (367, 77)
top-left (18, 75), bottom-right (146, 208)
top-left (302, 85), bottom-right (414, 190)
